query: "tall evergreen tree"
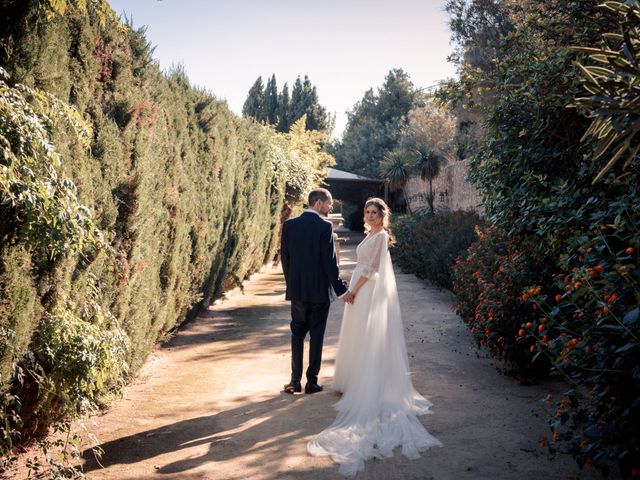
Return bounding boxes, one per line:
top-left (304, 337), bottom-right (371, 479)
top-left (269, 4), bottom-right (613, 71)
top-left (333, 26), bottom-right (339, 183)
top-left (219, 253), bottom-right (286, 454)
top-left (277, 82), bottom-right (290, 133)
top-left (303, 77), bottom-right (331, 132)
top-left (289, 75), bottom-right (331, 132)
top-left (333, 69), bottom-right (417, 176)
top-left (290, 76), bottom-right (305, 123)
top-left (243, 73), bottom-right (331, 133)
top-left (242, 76), bottom-right (265, 121)
top-left (264, 74), bottom-right (279, 125)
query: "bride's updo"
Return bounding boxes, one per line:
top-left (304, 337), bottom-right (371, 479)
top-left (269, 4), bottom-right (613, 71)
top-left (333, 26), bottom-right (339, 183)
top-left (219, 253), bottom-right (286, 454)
top-left (363, 197), bottom-right (396, 247)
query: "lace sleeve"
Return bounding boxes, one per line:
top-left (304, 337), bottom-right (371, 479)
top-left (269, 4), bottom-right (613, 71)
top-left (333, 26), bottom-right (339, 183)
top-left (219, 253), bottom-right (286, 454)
top-left (360, 232), bottom-right (387, 279)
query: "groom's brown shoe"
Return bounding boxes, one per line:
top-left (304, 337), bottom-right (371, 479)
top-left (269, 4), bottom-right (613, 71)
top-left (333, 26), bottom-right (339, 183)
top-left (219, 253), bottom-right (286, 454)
top-left (304, 382), bottom-right (323, 394)
top-left (283, 382), bottom-right (302, 394)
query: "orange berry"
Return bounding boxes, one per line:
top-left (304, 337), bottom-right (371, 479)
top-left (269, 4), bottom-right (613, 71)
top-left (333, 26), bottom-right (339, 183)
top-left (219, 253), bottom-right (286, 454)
top-left (530, 345), bottom-right (535, 353)
top-left (625, 247), bottom-right (634, 255)
top-left (518, 329), bottom-right (525, 337)
top-left (555, 294), bottom-right (562, 303)
top-left (538, 324), bottom-right (545, 332)
top-left (525, 322), bottom-right (533, 329)
top-left (594, 265), bottom-right (604, 272)
top-left (574, 282), bottom-right (581, 289)
top-left (603, 306), bottom-right (609, 314)
top-left (586, 247), bottom-right (593, 253)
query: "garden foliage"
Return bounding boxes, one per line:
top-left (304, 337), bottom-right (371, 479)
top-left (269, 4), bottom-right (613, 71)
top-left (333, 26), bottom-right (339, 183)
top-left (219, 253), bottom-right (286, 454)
top-left (443, 0), bottom-right (639, 475)
top-left (0, 0), bottom-right (331, 461)
top-left (393, 211), bottom-right (484, 290)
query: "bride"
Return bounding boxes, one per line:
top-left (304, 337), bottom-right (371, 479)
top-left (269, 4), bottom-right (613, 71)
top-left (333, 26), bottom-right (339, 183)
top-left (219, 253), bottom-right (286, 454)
top-left (307, 197), bottom-right (442, 477)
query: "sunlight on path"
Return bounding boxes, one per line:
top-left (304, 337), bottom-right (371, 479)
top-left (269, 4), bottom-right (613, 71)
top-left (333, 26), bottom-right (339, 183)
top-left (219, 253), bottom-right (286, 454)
top-left (71, 234), bottom-right (603, 480)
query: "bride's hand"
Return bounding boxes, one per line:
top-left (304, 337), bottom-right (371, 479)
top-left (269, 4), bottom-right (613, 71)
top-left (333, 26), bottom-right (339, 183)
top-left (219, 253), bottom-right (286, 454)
top-left (341, 291), bottom-right (354, 303)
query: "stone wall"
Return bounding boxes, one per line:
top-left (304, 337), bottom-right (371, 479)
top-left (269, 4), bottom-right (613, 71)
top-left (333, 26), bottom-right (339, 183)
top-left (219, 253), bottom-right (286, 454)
top-left (404, 159), bottom-right (483, 215)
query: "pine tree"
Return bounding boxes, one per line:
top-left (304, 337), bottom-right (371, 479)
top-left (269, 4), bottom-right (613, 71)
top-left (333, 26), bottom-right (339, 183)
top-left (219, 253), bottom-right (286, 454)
top-left (264, 74), bottom-right (279, 125)
top-left (242, 76), bottom-right (265, 121)
top-left (333, 69), bottom-right (417, 176)
top-left (277, 82), bottom-right (290, 132)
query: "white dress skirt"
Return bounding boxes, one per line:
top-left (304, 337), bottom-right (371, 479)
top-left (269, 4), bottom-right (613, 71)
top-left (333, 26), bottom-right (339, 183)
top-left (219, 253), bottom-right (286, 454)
top-left (307, 231), bottom-right (442, 477)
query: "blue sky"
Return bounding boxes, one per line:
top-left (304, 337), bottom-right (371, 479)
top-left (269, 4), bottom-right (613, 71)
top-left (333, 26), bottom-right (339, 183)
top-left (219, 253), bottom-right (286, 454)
top-left (108, 0), bottom-right (457, 138)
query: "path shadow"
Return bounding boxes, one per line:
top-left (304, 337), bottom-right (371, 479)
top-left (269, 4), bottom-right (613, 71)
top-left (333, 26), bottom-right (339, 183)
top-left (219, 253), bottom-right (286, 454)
top-left (162, 303), bottom-right (289, 350)
top-left (81, 392), bottom-right (335, 478)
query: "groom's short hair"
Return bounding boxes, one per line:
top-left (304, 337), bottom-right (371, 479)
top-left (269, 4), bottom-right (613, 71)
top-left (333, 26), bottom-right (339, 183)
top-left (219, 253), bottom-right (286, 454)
top-left (308, 188), bottom-right (331, 206)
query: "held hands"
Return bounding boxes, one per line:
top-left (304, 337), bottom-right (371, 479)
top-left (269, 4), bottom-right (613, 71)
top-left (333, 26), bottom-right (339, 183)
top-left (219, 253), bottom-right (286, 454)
top-left (341, 290), bottom-right (356, 304)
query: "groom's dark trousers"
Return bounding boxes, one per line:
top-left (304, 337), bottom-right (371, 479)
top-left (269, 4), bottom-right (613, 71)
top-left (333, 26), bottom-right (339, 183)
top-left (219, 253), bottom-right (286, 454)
top-left (281, 211), bottom-right (347, 385)
top-left (290, 301), bottom-right (330, 385)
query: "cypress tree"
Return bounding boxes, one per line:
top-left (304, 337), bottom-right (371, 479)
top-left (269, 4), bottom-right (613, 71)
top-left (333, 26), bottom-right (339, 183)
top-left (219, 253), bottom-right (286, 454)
top-left (290, 76), bottom-right (305, 123)
top-left (242, 76), bottom-right (265, 121)
top-left (304, 81), bottom-right (330, 132)
top-left (264, 74), bottom-right (279, 125)
top-left (289, 75), bottom-right (331, 132)
top-left (277, 82), bottom-right (290, 133)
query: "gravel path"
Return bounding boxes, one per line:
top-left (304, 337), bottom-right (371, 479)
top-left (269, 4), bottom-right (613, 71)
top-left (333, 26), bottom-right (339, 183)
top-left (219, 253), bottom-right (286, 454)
top-left (60, 232), bottom-right (607, 479)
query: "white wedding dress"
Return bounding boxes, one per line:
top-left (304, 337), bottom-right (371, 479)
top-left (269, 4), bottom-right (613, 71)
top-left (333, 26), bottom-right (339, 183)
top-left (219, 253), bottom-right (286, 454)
top-left (307, 230), bottom-right (442, 476)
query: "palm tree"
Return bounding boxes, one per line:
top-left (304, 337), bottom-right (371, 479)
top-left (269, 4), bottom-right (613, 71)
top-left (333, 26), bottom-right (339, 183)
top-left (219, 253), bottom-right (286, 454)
top-left (379, 149), bottom-right (413, 213)
top-left (414, 144), bottom-right (443, 215)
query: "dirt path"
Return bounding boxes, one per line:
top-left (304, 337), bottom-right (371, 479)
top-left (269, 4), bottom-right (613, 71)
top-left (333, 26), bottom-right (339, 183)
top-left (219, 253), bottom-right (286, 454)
top-left (44, 233), bottom-right (605, 479)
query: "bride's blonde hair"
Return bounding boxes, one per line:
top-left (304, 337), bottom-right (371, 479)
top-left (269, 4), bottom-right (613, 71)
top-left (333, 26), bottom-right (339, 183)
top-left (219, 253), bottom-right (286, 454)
top-left (363, 197), bottom-right (396, 247)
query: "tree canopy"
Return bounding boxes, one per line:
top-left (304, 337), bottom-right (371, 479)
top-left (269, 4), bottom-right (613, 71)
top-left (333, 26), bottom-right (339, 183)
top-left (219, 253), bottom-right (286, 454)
top-left (242, 74), bottom-right (333, 134)
top-left (332, 68), bottom-right (419, 177)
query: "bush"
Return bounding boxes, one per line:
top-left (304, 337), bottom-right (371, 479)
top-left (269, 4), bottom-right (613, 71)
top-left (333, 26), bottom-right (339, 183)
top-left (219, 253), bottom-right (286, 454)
top-left (451, 227), bottom-right (550, 378)
top-left (525, 177), bottom-right (640, 476)
top-left (441, 0), bottom-right (638, 475)
top-left (393, 211), bottom-right (485, 289)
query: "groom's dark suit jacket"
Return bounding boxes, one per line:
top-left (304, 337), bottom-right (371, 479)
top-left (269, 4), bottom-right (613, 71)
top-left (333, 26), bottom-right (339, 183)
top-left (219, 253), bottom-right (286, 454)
top-left (281, 211), bottom-right (348, 303)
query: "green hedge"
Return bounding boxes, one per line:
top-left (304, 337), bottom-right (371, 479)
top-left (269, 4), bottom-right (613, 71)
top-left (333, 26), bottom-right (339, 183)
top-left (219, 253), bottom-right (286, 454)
top-left (392, 211), bottom-right (485, 290)
top-left (0, 3), bottom-right (291, 449)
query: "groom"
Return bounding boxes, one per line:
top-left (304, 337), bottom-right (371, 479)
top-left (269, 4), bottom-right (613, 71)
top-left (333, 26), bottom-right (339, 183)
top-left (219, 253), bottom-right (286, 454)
top-left (280, 188), bottom-right (353, 394)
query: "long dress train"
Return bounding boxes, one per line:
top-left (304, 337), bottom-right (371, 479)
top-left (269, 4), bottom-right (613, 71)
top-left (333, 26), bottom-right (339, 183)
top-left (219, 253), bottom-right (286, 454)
top-left (307, 231), bottom-right (442, 477)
